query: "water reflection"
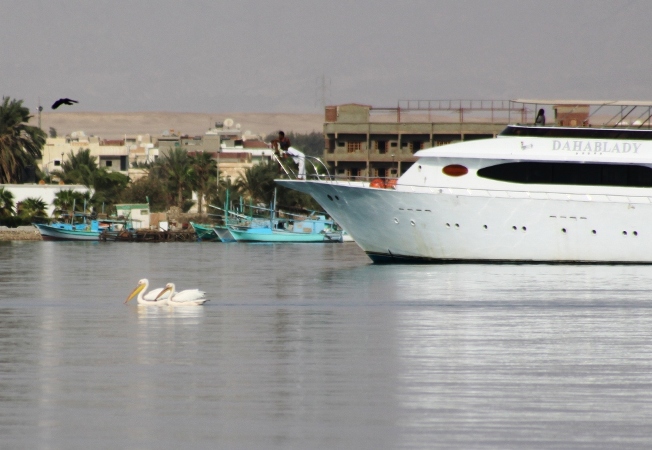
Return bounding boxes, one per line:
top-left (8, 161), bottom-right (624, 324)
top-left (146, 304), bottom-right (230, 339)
top-left (135, 305), bottom-right (206, 323)
top-left (394, 265), bottom-right (652, 448)
top-left (2, 242), bottom-right (652, 448)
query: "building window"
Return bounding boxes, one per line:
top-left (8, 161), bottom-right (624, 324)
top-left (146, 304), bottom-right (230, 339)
top-left (347, 142), bottom-right (361, 153)
top-left (326, 138), bottom-right (335, 153)
top-left (411, 141), bottom-right (422, 153)
top-left (105, 161), bottom-right (113, 167)
top-left (377, 141), bottom-right (387, 154)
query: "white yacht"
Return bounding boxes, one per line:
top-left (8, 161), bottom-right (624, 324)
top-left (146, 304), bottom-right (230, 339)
top-left (277, 123), bottom-right (652, 263)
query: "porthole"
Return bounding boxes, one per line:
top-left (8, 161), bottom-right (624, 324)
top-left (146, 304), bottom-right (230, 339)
top-left (634, 231), bottom-right (639, 236)
top-left (483, 225), bottom-right (488, 229)
top-left (335, 196), bottom-right (340, 201)
top-left (623, 231), bottom-right (628, 236)
top-left (562, 228), bottom-right (567, 233)
top-left (522, 226), bottom-right (526, 231)
top-left (442, 164), bottom-right (468, 176)
top-left (592, 230), bottom-right (597, 234)
top-left (394, 218), bottom-right (399, 224)
top-left (410, 220), bottom-right (416, 227)
top-left (455, 223), bottom-right (459, 228)
top-left (512, 226), bottom-right (517, 230)
top-left (327, 195), bottom-right (333, 201)
top-left (445, 223), bottom-right (450, 228)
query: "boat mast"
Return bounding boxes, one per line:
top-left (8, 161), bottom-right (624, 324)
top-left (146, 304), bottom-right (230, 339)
top-left (271, 188), bottom-right (277, 228)
top-left (224, 188), bottom-right (229, 227)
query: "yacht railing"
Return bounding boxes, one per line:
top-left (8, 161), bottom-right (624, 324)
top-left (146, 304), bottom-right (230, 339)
top-left (273, 153), bottom-right (333, 181)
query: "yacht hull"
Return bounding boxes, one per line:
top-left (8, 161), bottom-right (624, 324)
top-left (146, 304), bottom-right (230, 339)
top-left (277, 180), bottom-right (652, 263)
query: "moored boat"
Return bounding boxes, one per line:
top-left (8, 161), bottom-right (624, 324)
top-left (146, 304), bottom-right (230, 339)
top-left (35, 219), bottom-right (115, 241)
top-left (277, 101), bottom-right (652, 263)
top-left (190, 222), bottom-right (219, 241)
top-left (228, 215), bottom-right (342, 243)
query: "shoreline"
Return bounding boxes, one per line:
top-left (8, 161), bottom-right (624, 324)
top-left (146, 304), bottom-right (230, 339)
top-left (0, 226), bottom-right (42, 241)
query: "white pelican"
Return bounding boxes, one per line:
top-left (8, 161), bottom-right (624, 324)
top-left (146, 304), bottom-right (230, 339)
top-left (125, 278), bottom-right (172, 306)
top-left (155, 282), bottom-right (208, 306)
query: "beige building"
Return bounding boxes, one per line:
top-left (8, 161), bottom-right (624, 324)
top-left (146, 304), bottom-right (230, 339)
top-left (40, 131), bottom-right (130, 177)
top-left (322, 101), bottom-right (528, 178)
top-left (157, 122), bottom-right (273, 182)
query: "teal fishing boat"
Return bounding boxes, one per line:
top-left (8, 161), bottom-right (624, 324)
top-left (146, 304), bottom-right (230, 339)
top-left (34, 217), bottom-right (128, 241)
top-left (190, 222), bottom-right (219, 241)
top-left (228, 215), bottom-right (342, 243)
top-left (228, 189), bottom-right (342, 243)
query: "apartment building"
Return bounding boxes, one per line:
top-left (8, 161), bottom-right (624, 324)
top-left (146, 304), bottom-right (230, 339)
top-left (322, 101), bottom-right (528, 178)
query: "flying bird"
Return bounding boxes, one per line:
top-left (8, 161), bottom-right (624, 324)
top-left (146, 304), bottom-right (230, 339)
top-left (51, 98), bottom-right (78, 109)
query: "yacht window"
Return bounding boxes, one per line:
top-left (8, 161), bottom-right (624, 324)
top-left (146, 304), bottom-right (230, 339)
top-left (477, 162), bottom-right (652, 187)
top-left (500, 125), bottom-right (652, 140)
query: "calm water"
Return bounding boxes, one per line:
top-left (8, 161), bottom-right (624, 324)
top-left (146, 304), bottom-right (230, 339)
top-left (1, 241), bottom-right (652, 449)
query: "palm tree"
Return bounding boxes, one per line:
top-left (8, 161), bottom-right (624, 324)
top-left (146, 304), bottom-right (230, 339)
top-left (52, 148), bottom-right (98, 187)
top-left (237, 161), bottom-right (277, 206)
top-left (52, 190), bottom-right (86, 218)
top-left (188, 152), bottom-right (217, 214)
top-left (157, 148), bottom-right (192, 208)
top-left (51, 148), bottom-right (128, 213)
top-left (0, 186), bottom-right (15, 217)
top-left (0, 97), bottom-right (46, 183)
top-left (17, 197), bottom-right (47, 221)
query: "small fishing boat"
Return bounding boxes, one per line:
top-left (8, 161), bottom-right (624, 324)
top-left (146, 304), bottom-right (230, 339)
top-left (34, 219), bottom-right (119, 241)
top-left (228, 215), bottom-right (342, 243)
top-left (190, 222), bottom-right (219, 241)
top-left (231, 188), bottom-right (343, 243)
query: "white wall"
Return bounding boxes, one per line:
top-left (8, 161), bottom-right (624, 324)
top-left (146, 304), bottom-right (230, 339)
top-left (1, 184), bottom-right (90, 216)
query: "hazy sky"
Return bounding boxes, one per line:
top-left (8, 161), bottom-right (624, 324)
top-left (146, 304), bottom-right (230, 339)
top-left (2, 0), bottom-right (651, 113)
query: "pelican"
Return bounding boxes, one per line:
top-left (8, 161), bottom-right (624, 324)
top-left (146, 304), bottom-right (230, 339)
top-left (155, 282), bottom-right (208, 306)
top-left (125, 278), bottom-right (172, 306)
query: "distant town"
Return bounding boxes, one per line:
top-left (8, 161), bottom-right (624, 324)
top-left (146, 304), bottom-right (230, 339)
top-left (2, 98), bottom-right (631, 232)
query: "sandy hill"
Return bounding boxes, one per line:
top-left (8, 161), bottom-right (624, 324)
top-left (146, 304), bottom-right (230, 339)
top-left (39, 112), bottom-right (324, 139)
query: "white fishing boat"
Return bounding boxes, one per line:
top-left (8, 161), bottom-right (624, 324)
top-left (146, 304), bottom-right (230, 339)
top-left (278, 102), bottom-right (652, 263)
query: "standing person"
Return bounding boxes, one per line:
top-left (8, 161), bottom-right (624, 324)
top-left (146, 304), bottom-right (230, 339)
top-left (271, 131), bottom-right (291, 156)
top-left (535, 109), bottom-right (546, 126)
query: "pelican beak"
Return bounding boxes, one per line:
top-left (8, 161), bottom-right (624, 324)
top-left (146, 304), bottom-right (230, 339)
top-left (125, 284), bottom-right (145, 304)
top-left (155, 286), bottom-right (172, 301)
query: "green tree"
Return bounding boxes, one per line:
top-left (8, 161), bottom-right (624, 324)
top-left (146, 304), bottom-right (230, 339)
top-left (91, 170), bottom-right (129, 210)
top-left (0, 97), bottom-right (46, 183)
top-left (0, 186), bottom-right (15, 217)
top-left (237, 161), bottom-right (277, 205)
top-left (52, 148), bottom-right (98, 186)
top-left (157, 148), bottom-right (192, 208)
top-left (119, 176), bottom-right (168, 212)
top-left (204, 171), bottom-right (240, 214)
top-left (51, 148), bottom-right (129, 212)
top-left (188, 152), bottom-right (217, 214)
top-left (52, 189), bottom-right (88, 218)
top-left (17, 197), bottom-right (47, 222)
